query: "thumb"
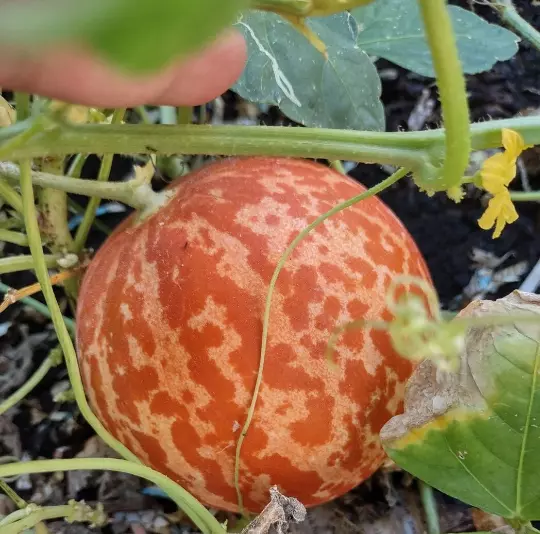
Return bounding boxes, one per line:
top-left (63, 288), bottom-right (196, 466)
top-left (0, 30), bottom-right (247, 108)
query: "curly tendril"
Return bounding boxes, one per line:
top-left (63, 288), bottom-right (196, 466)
top-left (326, 276), bottom-right (465, 373)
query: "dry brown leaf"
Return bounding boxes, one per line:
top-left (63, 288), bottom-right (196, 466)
top-left (381, 291), bottom-right (540, 444)
top-left (471, 509), bottom-right (512, 533)
top-left (241, 486), bottom-right (306, 534)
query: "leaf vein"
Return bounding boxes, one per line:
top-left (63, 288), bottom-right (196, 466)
top-left (515, 339), bottom-right (540, 514)
top-left (443, 433), bottom-right (514, 516)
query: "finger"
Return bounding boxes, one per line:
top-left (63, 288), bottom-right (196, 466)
top-left (0, 30), bottom-right (247, 108)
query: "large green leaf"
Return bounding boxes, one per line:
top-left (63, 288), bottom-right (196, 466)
top-left (380, 291), bottom-right (540, 520)
top-left (352, 0), bottom-right (519, 77)
top-left (232, 10), bottom-right (385, 131)
top-left (0, 0), bottom-right (248, 73)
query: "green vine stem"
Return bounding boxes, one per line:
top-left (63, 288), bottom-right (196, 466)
top-left (0, 179), bottom-right (23, 214)
top-left (0, 281), bottom-right (76, 334)
top-left (491, 0), bottom-right (540, 51)
top-left (40, 184), bottom-right (79, 305)
top-left (18, 157), bottom-right (142, 463)
top-left (67, 197), bottom-right (112, 236)
top-left (135, 106), bottom-right (153, 124)
top-left (2, 505), bottom-right (78, 534)
top-left (0, 458), bottom-right (225, 534)
top-left (37, 152), bottom-right (74, 252)
top-left (0, 481), bottom-right (50, 534)
top-left (0, 253), bottom-right (58, 275)
top-left (178, 106), bottom-right (193, 126)
top-left (160, 106), bottom-right (188, 177)
top-left (418, 0), bottom-right (471, 189)
top-left (510, 191), bottom-right (540, 202)
top-left (39, 187), bottom-right (74, 249)
top-left (0, 114), bottom-right (62, 162)
top-left (0, 218), bottom-right (24, 231)
top-left (0, 229), bottom-right (28, 247)
top-left (233, 167), bottom-right (410, 513)
top-left (0, 480), bottom-right (26, 509)
top-left (17, 159), bottom-right (226, 534)
top-left (0, 122), bottom-right (433, 169)
top-left (419, 481), bottom-right (441, 534)
top-left (0, 117), bottom-right (538, 180)
top-left (0, 483), bottom-right (51, 534)
top-left (0, 348), bottom-right (62, 416)
top-left (67, 153), bottom-right (88, 178)
top-left (1, 501), bottom-right (105, 534)
top-left (0, 161), bottom-right (157, 210)
top-left (14, 92), bottom-right (30, 122)
top-left (73, 108), bottom-right (126, 252)
top-left (329, 160), bottom-right (346, 174)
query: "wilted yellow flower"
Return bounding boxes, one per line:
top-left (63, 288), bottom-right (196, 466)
top-left (478, 128), bottom-right (532, 239)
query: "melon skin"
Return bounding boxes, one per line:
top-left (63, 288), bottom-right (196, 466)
top-left (76, 157), bottom-right (431, 513)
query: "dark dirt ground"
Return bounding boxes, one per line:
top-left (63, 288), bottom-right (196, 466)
top-left (1, 1), bottom-right (540, 532)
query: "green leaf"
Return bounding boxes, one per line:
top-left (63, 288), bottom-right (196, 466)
top-left (232, 10), bottom-right (385, 131)
top-left (352, 0), bottom-right (519, 77)
top-left (0, 0), bottom-right (248, 73)
top-left (380, 292), bottom-right (540, 521)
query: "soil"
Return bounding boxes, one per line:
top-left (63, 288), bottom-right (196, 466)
top-left (1, 1), bottom-right (540, 533)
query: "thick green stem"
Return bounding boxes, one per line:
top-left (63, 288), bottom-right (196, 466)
top-left (1, 117), bottom-right (538, 163)
top-left (0, 122), bottom-right (431, 168)
top-left (73, 108), bottom-right (125, 252)
top-left (35, 146), bottom-right (77, 302)
top-left (0, 354), bottom-right (56, 416)
top-left (0, 179), bottom-right (23, 214)
top-left (18, 157), bottom-right (141, 463)
top-left (39, 188), bottom-right (74, 250)
top-left (0, 161), bottom-right (150, 210)
top-left (0, 117), bottom-right (538, 193)
top-left (418, 0), bottom-right (471, 188)
top-left (0, 459), bottom-right (225, 534)
top-left (419, 481), bottom-right (441, 534)
top-left (0, 281), bottom-right (75, 334)
top-left (0, 253), bottom-right (58, 274)
top-left (234, 167), bottom-right (409, 513)
top-left (0, 229), bottom-right (28, 246)
top-left (492, 0), bottom-right (540, 51)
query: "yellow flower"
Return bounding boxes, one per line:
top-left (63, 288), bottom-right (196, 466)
top-left (477, 129), bottom-right (532, 239)
top-left (478, 189), bottom-right (518, 239)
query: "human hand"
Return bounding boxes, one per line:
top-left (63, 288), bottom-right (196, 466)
top-left (0, 30), bottom-right (247, 107)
